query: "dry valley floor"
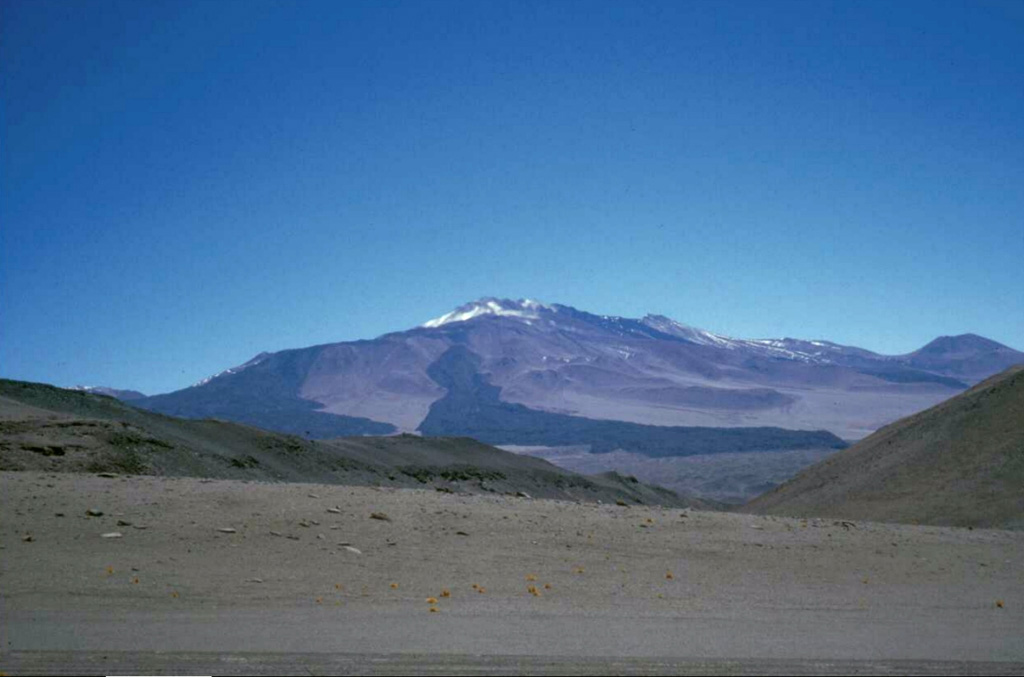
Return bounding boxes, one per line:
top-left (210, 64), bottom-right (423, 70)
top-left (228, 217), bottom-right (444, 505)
top-left (2, 472), bottom-right (1022, 675)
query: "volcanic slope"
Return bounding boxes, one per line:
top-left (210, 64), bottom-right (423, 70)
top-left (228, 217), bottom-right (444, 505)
top-left (745, 365), bottom-right (1024, 528)
top-left (418, 345), bottom-right (846, 456)
top-left (135, 298), bottom-right (1024, 441)
top-left (0, 379), bottom-right (701, 507)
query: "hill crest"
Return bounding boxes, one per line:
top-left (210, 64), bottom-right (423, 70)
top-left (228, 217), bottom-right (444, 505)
top-left (744, 364), bottom-right (1024, 528)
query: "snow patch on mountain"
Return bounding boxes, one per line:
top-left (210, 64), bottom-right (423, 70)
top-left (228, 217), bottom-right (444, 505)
top-left (191, 352), bottom-right (271, 387)
top-left (423, 298), bottom-right (553, 328)
top-left (641, 315), bottom-right (737, 347)
top-left (70, 386), bottom-right (146, 400)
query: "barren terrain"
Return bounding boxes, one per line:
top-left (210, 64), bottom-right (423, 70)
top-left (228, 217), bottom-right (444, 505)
top-left (503, 445), bottom-right (840, 504)
top-left (2, 472), bottom-right (1022, 674)
top-left (747, 365), bottom-right (1024, 528)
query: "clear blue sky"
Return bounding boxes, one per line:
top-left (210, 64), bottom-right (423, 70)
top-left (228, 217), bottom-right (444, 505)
top-left (3, 0), bottom-right (1023, 395)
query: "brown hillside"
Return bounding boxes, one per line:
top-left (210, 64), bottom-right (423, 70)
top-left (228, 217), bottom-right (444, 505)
top-left (744, 364), bottom-right (1024, 528)
top-left (0, 379), bottom-right (703, 508)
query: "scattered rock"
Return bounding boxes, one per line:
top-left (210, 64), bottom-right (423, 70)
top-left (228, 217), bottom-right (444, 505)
top-left (308, 493), bottom-right (320, 499)
top-left (317, 533), bottom-right (325, 540)
top-left (326, 508), bottom-right (342, 514)
top-left (132, 525), bottom-right (148, 530)
top-left (615, 500), bottom-right (628, 507)
top-left (455, 531), bottom-right (469, 536)
top-left (117, 519), bottom-right (132, 527)
top-left (270, 531), bottom-right (283, 537)
top-left (343, 546), bottom-right (362, 555)
top-left (516, 491), bottom-right (531, 499)
top-left (86, 509), bottom-right (104, 517)
top-left (101, 532), bottom-right (123, 539)
top-left (247, 578), bottom-right (264, 583)
top-left (370, 512), bottom-right (392, 522)
top-left (54, 512), bottom-right (64, 517)
top-left (22, 534), bottom-right (34, 542)
top-left (96, 473), bottom-right (119, 478)
top-left (218, 528), bottom-right (237, 534)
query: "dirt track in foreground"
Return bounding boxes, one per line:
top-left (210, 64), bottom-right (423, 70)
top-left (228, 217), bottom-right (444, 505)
top-left (2, 472), bottom-right (1022, 674)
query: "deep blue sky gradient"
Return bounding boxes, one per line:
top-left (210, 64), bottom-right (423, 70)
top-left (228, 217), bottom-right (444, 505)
top-left (3, 0), bottom-right (1023, 394)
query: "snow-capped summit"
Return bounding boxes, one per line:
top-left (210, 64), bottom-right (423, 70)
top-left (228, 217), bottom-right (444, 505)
top-left (70, 385), bottom-right (146, 401)
top-left (640, 314), bottom-right (738, 348)
top-left (422, 301), bottom-right (865, 363)
top-left (422, 297), bottom-right (553, 328)
top-left (191, 352), bottom-right (271, 388)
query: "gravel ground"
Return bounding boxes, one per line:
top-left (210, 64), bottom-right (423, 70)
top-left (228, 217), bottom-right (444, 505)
top-left (2, 471), bottom-right (1022, 674)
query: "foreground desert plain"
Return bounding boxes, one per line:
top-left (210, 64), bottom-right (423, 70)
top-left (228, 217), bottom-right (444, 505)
top-left (2, 472), bottom-right (1022, 675)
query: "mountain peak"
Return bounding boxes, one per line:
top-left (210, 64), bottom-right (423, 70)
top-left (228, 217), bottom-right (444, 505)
top-left (914, 334), bottom-right (1010, 356)
top-left (422, 298), bottom-right (554, 328)
top-left (70, 385), bottom-right (146, 401)
top-left (191, 351), bottom-right (272, 388)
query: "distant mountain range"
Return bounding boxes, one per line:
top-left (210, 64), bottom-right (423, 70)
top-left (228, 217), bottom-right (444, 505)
top-left (129, 298), bottom-right (1023, 457)
top-left (746, 365), bottom-right (1024, 529)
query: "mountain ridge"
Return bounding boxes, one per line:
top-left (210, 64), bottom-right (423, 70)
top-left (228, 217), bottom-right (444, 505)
top-left (70, 385), bottom-right (147, 401)
top-left (133, 298), bottom-right (1021, 444)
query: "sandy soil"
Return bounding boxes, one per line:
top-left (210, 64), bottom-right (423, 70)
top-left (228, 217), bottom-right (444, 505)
top-left (2, 471), bottom-right (1022, 674)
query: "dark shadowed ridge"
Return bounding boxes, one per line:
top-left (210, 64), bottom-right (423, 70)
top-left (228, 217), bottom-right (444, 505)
top-left (744, 364), bottom-right (1024, 528)
top-left (0, 379), bottom-right (710, 508)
